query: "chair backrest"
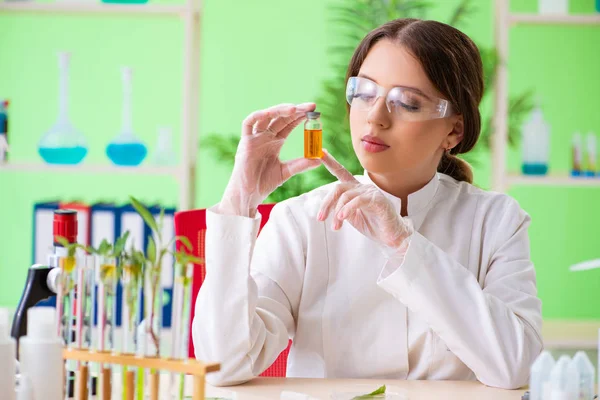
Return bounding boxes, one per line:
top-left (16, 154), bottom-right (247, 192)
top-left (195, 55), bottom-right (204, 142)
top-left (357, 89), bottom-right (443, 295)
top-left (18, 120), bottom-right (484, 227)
top-left (174, 204), bottom-right (291, 377)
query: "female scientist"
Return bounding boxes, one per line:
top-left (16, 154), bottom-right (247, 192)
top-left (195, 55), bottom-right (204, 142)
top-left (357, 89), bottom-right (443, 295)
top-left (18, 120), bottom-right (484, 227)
top-left (193, 18), bottom-right (543, 389)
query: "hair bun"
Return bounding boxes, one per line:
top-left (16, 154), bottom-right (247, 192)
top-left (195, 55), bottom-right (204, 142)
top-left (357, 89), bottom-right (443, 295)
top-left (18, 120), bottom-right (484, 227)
top-left (438, 153), bottom-right (473, 184)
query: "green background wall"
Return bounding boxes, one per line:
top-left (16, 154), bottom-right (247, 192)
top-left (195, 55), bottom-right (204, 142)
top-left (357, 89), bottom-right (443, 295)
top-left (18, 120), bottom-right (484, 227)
top-left (0, 0), bottom-right (598, 319)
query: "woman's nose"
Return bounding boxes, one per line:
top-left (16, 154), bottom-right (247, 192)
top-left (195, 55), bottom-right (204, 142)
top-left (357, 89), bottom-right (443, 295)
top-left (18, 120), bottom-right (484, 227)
top-left (366, 97), bottom-right (391, 129)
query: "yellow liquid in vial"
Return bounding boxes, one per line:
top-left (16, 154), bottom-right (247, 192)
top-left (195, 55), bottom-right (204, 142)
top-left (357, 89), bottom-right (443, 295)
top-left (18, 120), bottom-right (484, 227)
top-left (304, 129), bottom-right (323, 159)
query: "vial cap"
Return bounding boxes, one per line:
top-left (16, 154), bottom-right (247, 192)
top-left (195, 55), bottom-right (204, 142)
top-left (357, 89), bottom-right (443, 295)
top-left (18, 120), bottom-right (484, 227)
top-left (53, 209), bottom-right (78, 245)
top-left (27, 307), bottom-right (57, 340)
top-left (0, 308), bottom-right (9, 340)
top-left (306, 112), bottom-right (321, 119)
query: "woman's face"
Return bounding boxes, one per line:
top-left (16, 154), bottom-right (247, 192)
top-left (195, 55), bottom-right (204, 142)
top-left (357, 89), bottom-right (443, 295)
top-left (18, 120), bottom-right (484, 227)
top-left (349, 39), bottom-right (463, 178)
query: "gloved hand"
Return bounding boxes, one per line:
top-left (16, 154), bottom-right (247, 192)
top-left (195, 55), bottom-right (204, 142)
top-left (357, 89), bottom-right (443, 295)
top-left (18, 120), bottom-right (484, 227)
top-left (219, 103), bottom-right (322, 217)
top-left (318, 150), bottom-right (414, 249)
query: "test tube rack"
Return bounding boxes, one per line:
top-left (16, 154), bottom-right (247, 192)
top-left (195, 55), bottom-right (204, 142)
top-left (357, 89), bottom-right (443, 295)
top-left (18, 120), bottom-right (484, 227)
top-left (63, 348), bottom-right (220, 400)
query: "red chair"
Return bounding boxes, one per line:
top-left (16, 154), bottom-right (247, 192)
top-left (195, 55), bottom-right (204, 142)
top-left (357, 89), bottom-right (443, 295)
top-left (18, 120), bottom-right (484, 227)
top-left (174, 204), bottom-right (292, 377)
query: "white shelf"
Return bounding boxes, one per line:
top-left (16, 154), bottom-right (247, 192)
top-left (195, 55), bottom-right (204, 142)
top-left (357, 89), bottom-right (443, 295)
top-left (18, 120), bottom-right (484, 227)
top-left (0, 1), bottom-right (192, 16)
top-left (0, 162), bottom-right (181, 177)
top-left (507, 173), bottom-right (600, 187)
top-left (510, 13), bottom-right (600, 25)
top-left (542, 320), bottom-right (600, 350)
top-left (0, 0), bottom-right (200, 210)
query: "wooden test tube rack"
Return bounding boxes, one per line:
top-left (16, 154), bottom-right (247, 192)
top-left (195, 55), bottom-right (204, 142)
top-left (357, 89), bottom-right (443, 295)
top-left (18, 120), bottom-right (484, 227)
top-left (63, 348), bottom-right (220, 400)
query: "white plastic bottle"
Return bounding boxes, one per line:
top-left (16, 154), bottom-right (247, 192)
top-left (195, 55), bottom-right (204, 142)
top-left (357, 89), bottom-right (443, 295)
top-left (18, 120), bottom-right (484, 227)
top-left (19, 307), bottom-right (63, 400)
top-left (586, 132), bottom-right (597, 177)
top-left (549, 355), bottom-right (579, 400)
top-left (15, 375), bottom-right (33, 400)
top-left (521, 102), bottom-right (550, 176)
top-left (530, 351), bottom-right (556, 400)
top-left (0, 308), bottom-right (16, 400)
top-left (571, 351), bottom-right (595, 400)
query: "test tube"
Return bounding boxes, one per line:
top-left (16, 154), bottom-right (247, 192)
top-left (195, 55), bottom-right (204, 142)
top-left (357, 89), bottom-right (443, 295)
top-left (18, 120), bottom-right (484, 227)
top-left (304, 111), bottom-right (323, 159)
top-left (169, 262), bottom-right (194, 399)
top-left (74, 254), bottom-right (95, 400)
top-left (95, 255), bottom-right (117, 400)
top-left (120, 260), bottom-right (143, 400)
top-left (53, 252), bottom-right (78, 396)
top-left (53, 253), bottom-right (77, 344)
top-left (138, 265), bottom-right (162, 400)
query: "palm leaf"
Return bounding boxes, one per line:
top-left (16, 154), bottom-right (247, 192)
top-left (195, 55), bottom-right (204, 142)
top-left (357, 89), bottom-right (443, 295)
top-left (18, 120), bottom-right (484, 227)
top-left (447, 0), bottom-right (477, 28)
top-left (202, 134), bottom-right (239, 165)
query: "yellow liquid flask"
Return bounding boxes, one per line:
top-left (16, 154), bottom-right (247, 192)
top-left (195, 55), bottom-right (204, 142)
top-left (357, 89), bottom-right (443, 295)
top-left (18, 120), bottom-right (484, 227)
top-left (304, 111), bottom-right (323, 159)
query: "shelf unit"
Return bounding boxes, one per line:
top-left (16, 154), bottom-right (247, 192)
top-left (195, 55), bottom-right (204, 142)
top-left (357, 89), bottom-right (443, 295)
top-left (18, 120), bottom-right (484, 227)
top-left (0, 161), bottom-right (180, 176)
top-left (507, 173), bottom-right (600, 187)
top-left (0, 0), bottom-right (201, 210)
top-left (492, 0), bottom-right (600, 192)
top-left (0, 1), bottom-right (189, 15)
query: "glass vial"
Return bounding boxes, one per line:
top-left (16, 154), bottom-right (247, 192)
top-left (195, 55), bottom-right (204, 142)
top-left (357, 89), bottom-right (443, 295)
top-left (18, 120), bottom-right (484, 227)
top-left (304, 111), bottom-right (323, 159)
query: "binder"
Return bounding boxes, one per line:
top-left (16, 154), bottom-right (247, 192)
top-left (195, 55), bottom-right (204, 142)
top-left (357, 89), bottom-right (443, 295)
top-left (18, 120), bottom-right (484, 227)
top-left (90, 203), bottom-right (119, 250)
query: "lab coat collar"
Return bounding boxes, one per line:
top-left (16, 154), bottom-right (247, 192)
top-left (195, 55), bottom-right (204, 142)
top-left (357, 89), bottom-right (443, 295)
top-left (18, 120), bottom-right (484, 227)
top-left (358, 170), bottom-right (440, 218)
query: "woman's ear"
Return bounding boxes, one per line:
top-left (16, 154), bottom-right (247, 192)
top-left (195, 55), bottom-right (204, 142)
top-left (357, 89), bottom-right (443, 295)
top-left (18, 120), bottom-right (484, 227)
top-left (447, 115), bottom-right (464, 149)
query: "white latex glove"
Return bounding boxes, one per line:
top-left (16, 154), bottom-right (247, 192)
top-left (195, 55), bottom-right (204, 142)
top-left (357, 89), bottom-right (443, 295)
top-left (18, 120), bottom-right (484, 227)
top-left (318, 150), bottom-right (414, 249)
top-left (219, 103), bottom-right (322, 217)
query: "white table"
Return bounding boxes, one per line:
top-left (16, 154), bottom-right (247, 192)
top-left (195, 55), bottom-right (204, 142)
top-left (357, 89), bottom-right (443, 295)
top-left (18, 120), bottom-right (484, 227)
top-left (203, 377), bottom-right (525, 400)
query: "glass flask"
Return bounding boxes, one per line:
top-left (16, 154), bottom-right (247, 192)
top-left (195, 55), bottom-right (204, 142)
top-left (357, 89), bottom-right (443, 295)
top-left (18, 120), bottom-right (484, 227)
top-left (151, 126), bottom-right (176, 165)
top-left (106, 67), bottom-right (147, 166)
top-left (38, 52), bottom-right (88, 165)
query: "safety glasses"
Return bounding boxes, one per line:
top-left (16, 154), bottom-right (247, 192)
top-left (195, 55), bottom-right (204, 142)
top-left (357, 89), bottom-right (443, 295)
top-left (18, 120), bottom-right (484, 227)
top-left (345, 76), bottom-right (454, 121)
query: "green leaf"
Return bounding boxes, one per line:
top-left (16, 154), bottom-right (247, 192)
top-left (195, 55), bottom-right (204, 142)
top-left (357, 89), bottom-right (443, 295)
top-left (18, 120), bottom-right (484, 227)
top-left (351, 385), bottom-right (386, 399)
top-left (55, 236), bottom-right (70, 248)
top-left (176, 236), bottom-right (193, 252)
top-left (130, 196), bottom-right (159, 234)
top-left (176, 252), bottom-right (203, 265)
top-left (98, 239), bottom-right (112, 256)
top-left (146, 236), bottom-right (157, 265)
top-left (113, 231), bottom-right (130, 256)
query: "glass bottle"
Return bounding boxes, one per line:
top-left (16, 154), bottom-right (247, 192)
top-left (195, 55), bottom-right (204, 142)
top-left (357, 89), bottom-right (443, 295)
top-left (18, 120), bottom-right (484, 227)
top-left (106, 67), bottom-right (147, 166)
top-left (151, 127), bottom-right (176, 165)
top-left (38, 52), bottom-right (88, 165)
top-left (304, 111), bottom-right (323, 159)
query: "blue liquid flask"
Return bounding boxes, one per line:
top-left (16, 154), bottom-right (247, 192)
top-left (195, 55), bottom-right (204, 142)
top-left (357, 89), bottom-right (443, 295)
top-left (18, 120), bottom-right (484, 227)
top-left (106, 67), bottom-right (147, 166)
top-left (38, 52), bottom-right (88, 165)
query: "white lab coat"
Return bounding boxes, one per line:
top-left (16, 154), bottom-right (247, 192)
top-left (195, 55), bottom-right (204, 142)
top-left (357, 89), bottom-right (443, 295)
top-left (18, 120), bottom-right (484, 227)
top-left (193, 172), bottom-right (543, 389)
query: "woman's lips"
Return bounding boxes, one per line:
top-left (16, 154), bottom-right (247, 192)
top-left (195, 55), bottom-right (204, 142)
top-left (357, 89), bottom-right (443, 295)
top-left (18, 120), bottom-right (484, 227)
top-left (361, 135), bottom-right (389, 153)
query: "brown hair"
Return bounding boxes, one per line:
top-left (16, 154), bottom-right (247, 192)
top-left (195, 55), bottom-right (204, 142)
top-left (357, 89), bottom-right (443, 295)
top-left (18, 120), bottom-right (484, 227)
top-left (346, 18), bottom-right (484, 184)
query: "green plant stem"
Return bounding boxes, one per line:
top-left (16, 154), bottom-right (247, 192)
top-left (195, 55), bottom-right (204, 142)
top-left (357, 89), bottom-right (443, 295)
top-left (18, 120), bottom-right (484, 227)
top-left (148, 273), bottom-right (161, 356)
